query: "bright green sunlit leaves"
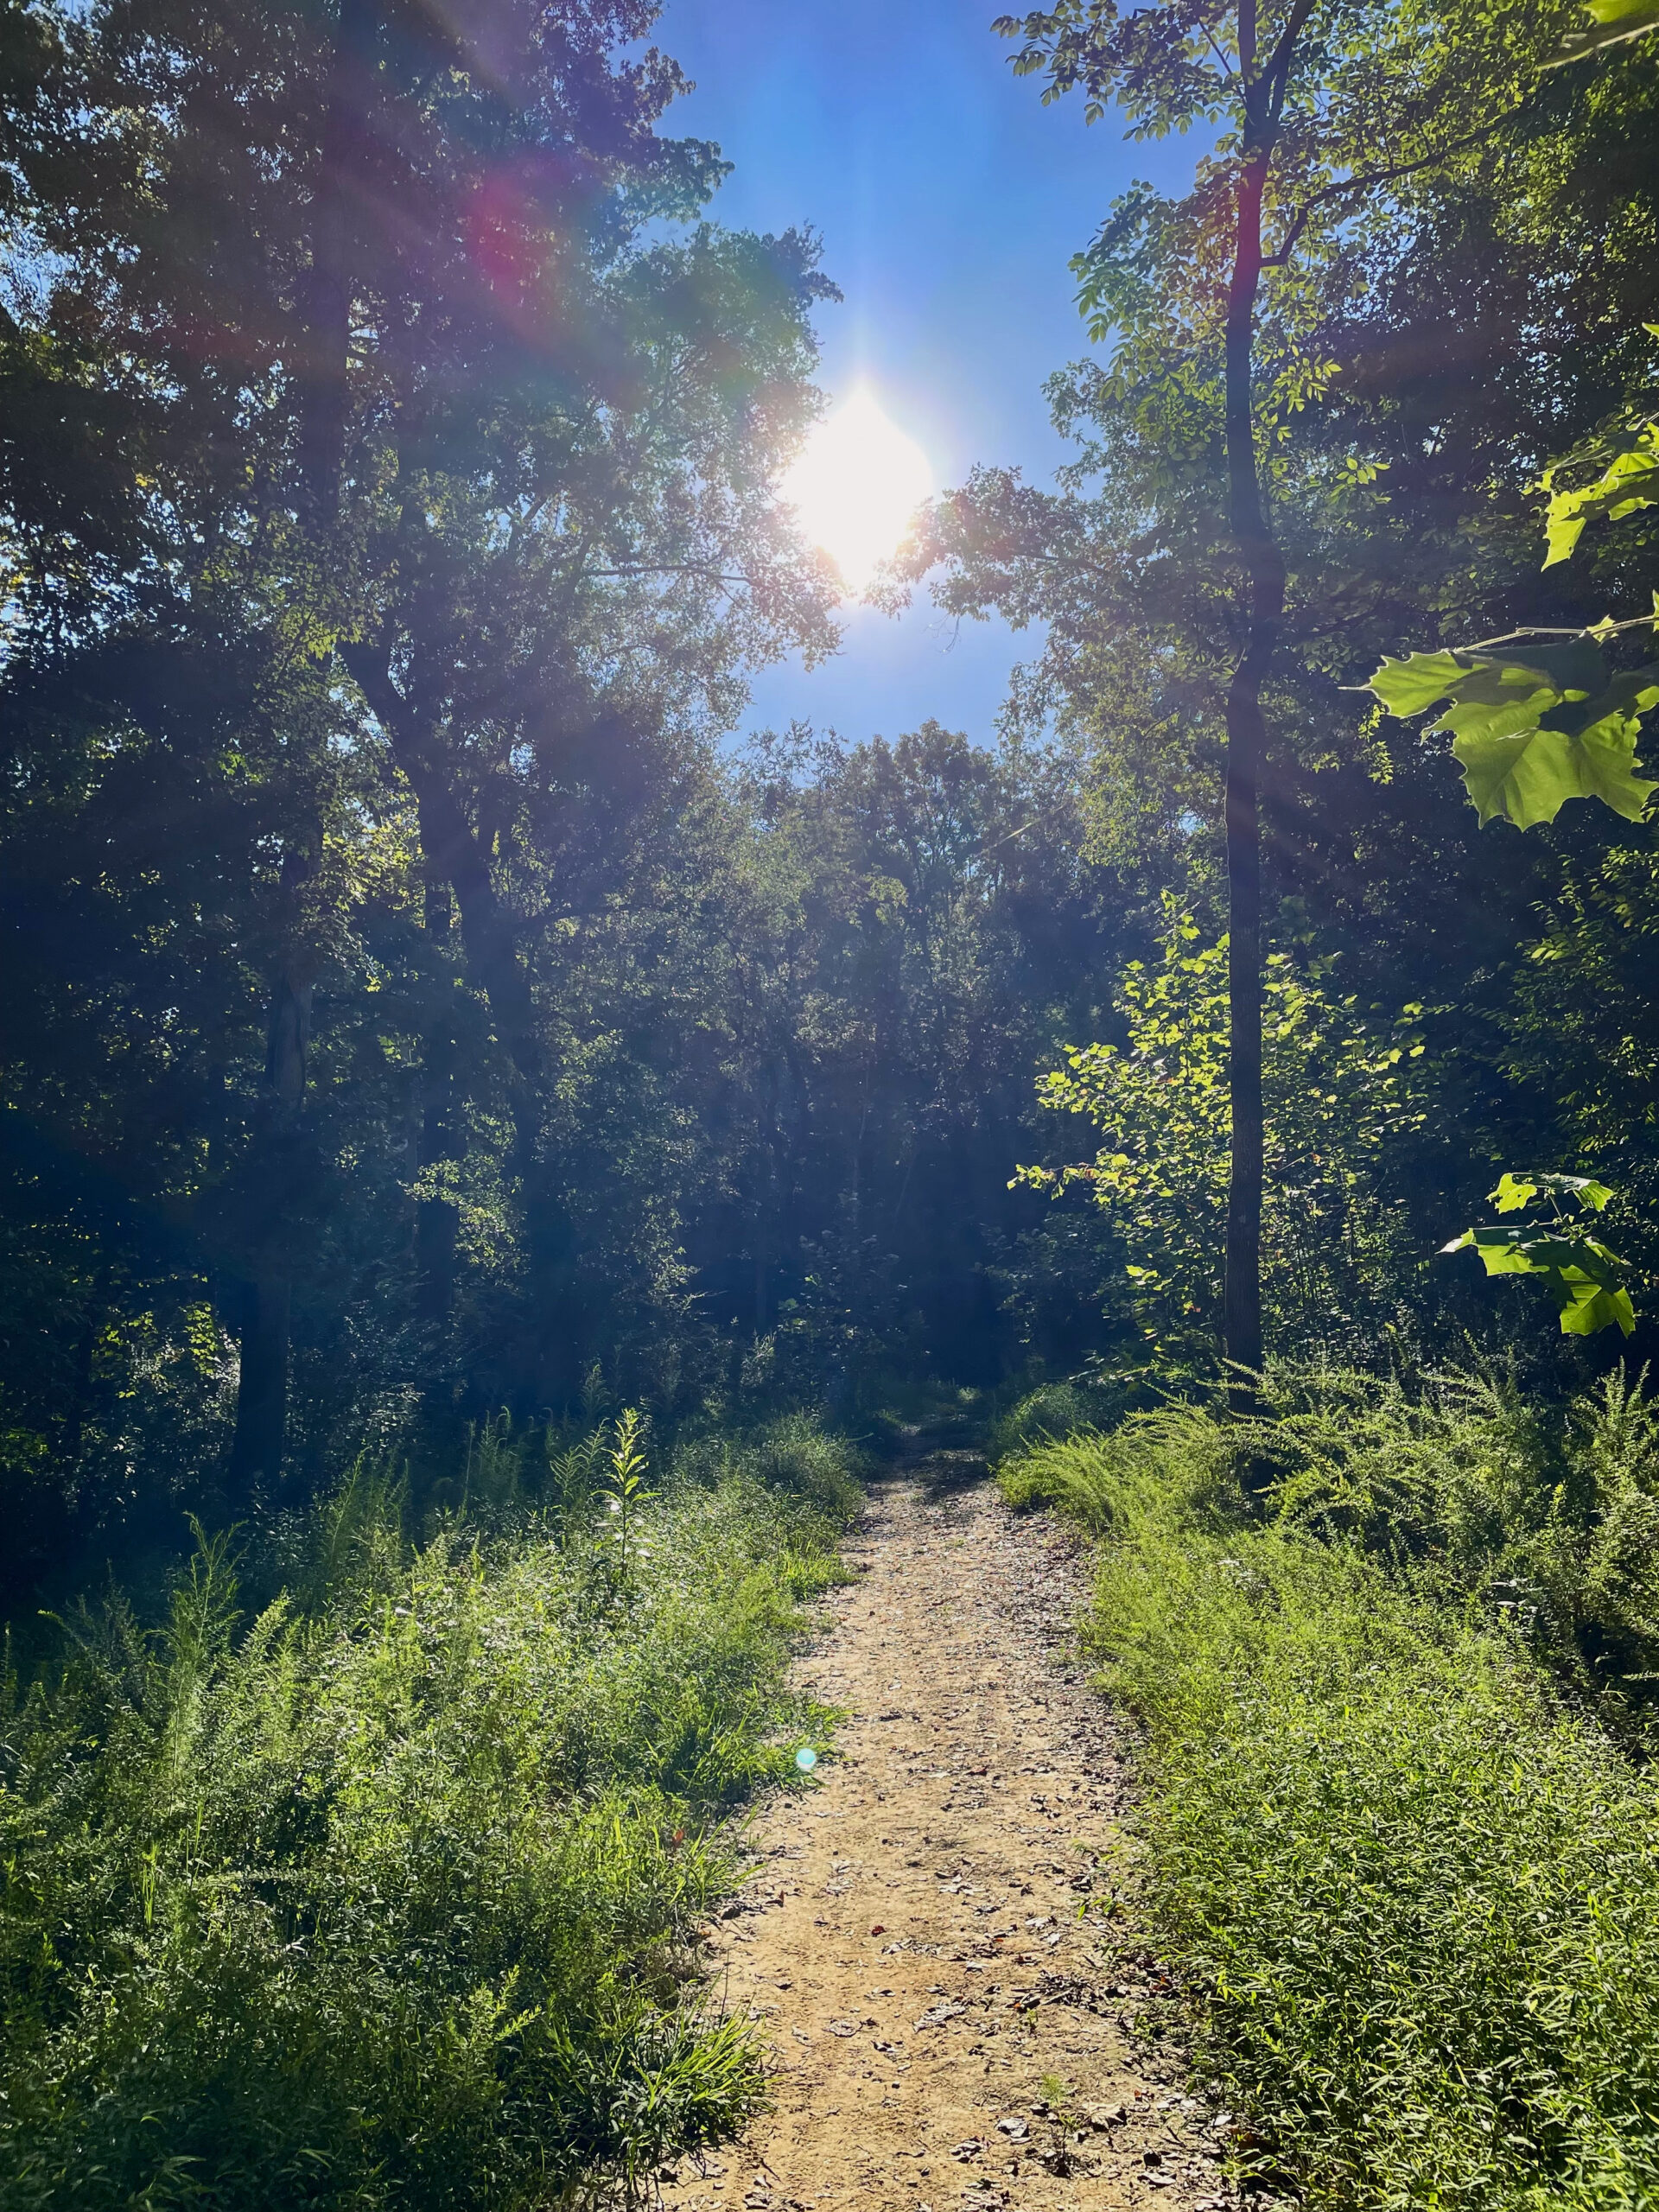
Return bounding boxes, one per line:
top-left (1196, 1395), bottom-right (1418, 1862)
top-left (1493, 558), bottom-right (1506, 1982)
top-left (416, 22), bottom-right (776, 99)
top-left (1542, 417), bottom-right (1659, 566)
top-left (1442, 1172), bottom-right (1636, 1337)
top-left (1492, 1169), bottom-right (1614, 1215)
top-left (1549, 0), bottom-right (1659, 67)
top-left (1368, 641), bottom-right (1659, 830)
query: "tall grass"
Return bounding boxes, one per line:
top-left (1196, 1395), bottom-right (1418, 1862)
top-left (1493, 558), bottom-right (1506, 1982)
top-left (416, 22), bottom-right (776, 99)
top-left (0, 1416), bottom-right (861, 2210)
top-left (1000, 1369), bottom-right (1659, 2209)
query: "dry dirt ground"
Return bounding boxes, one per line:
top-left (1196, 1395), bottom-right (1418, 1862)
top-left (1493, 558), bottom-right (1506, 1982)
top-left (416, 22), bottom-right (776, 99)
top-left (663, 1454), bottom-right (1246, 2212)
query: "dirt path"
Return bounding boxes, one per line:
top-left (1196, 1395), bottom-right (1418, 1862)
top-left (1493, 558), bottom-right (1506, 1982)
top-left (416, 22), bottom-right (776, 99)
top-left (666, 1459), bottom-right (1241, 2212)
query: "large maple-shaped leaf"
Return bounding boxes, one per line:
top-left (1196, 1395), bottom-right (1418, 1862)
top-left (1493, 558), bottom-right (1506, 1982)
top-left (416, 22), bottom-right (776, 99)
top-left (1549, 0), bottom-right (1659, 65)
top-left (1441, 1223), bottom-right (1637, 1337)
top-left (1370, 643), bottom-right (1659, 829)
top-left (1543, 423), bottom-right (1659, 565)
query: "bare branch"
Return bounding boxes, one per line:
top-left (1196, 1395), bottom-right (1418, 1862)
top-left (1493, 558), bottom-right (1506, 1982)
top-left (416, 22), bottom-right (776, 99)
top-left (1199, 19), bottom-right (1240, 85)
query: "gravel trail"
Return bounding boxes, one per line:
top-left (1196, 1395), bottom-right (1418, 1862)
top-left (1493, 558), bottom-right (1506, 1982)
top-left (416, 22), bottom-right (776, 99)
top-left (664, 1459), bottom-right (1241, 2212)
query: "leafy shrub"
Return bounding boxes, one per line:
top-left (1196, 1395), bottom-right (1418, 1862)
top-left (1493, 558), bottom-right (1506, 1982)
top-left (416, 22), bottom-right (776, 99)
top-left (668, 1412), bottom-right (867, 1523)
top-left (1249, 1361), bottom-right (1659, 1716)
top-left (984, 1374), bottom-right (1128, 1465)
top-left (0, 1433), bottom-right (852, 2210)
top-left (1000, 1375), bottom-right (1659, 2209)
top-left (1014, 905), bottom-right (1431, 1363)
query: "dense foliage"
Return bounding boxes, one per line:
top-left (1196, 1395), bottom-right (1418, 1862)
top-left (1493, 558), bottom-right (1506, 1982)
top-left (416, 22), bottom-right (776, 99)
top-left (1001, 1369), bottom-right (1659, 2206)
top-left (0, 1413), bottom-right (860, 2209)
top-left (10, 0), bottom-right (1659, 2202)
top-left (0, 0), bottom-right (1132, 1611)
top-left (6, 0), bottom-right (1659, 1603)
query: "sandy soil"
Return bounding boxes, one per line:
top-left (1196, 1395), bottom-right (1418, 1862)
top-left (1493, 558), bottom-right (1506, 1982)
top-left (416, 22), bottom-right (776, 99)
top-left (664, 1455), bottom-right (1243, 2212)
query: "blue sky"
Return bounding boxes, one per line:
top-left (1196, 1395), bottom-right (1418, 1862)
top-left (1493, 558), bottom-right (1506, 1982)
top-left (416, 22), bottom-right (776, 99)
top-left (658, 1), bottom-right (1193, 751)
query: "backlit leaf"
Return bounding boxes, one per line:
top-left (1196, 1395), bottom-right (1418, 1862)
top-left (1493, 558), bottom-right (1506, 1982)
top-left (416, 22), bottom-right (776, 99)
top-left (1492, 1173), bottom-right (1537, 1214)
top-left (1367, 646), bottom-right (1659, 829)
top-left (1561, 1282), bottom-right (1637, 1336)
top-left (1369, 651), bottom-right (1474, 717)
top-left (1542, 425), bottom-right (1659, 566)
top-left (1548, 0), bottom-right (1659, 66)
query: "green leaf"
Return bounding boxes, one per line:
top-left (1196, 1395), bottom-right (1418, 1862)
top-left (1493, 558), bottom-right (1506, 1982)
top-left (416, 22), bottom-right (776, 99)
top-left (1370, 650), bottom-right (1474, 716)
top-left (1491, 1173), bottom-right (1537, 1213)
top-left (1445, 1173), bottom-right (1637, 1335)
top-left (1452, 712), bottom-right (1658, 829)
top-left (1548, 0), bottom-right (1659, 66)
top-left (1463, 1227), bottom-right (1554, 1277)
top-left (1542, 425), bottom-right (1659, 565)
top-left (1491, 1171), bottom-right (1616, 1212)
top-left (1561, 1281), bottom-right (1637, 1336)
top-left (1367, 645), bottom-right (1659, 829)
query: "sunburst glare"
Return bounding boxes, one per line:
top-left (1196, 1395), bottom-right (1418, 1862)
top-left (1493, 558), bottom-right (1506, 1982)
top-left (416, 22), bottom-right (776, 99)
top-left (782, 388), bottom-right (932, 594)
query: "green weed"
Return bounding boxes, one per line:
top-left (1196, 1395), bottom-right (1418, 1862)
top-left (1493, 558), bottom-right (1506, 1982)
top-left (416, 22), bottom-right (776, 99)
top-left (1001, 1371), bottom-right (1659, 2209)
top-left (0, 1420), bottom-right (859, 2209)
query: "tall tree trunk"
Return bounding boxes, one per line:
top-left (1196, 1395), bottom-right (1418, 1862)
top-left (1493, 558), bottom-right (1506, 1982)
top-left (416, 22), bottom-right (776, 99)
top-left (230, 938), bottom-right (313, 1490)
top-left (753, 1055), bottom-right (780, 1333)
top-left (344, 645), bottom-right (585, 1394)
top-left (1220, 125), bottom-right (1285, 1389)
top-left (416, 880), bottom-right (461, 1325)
top-left (344, 648), bottom-right (543, 1090)
top-left (299, 0), bottom-right (373, 523)
top-left (228, 0), bottom-right (373, 1486)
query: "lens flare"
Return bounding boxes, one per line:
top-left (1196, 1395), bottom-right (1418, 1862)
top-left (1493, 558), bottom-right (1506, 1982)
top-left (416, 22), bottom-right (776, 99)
top-left (781, 389), bottom-right (932, 593)
top-left (795, 1745), bottom-right (819, 1772)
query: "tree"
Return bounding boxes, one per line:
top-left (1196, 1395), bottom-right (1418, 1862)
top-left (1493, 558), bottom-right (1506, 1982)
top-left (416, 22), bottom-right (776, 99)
top-left (1, 0), bottom-right (840, 1484)
top-left (969, 0), bottom-right (1560, 1382)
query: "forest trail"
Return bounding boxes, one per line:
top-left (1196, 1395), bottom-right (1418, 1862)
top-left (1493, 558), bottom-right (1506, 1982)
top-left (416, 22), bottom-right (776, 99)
top-left (664, 1455), bottom-right (1240, 2212)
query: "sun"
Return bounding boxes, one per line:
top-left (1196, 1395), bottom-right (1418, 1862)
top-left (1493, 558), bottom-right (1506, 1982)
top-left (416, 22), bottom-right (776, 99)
top-left (781, 388), bottom-right (932, 594)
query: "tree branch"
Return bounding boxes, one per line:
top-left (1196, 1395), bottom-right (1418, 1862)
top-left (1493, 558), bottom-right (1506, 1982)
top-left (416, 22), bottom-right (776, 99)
top-left (1262, 94), bottom-right (1538, 266)
top-left (1338, 612), bottom-right (1659, 686)
top-left (1261, 0), bottom-right (1319, 118)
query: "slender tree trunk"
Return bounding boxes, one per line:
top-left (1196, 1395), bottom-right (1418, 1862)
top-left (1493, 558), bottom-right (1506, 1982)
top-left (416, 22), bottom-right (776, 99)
top-left (300, 0), bottom-right (373, 523)
top-left (344, 649), bottom-right (543, 1090)
top-left (230, 941), bottom-right (313, 1489)
top-left (227, 0), bottom-right (372, 1485)
top-left (1220, 131), bottom-right (1285, 1389)
top-left (753, 1055), bottom-right (780, 1333)
top-left (232, 1276), bottom-right (294, 1484)
top-left (416, 880), bottom-right (461, 1325)
top-left (344, 645), bottom-right (587, 1394)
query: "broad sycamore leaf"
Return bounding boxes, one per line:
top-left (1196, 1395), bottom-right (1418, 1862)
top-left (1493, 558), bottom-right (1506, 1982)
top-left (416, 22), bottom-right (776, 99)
top-left (1492, 1173), bottom-right (1538, 1213)
top-left (1369, 651), bottom-right (1474, 716)
top-left (1542, 426), bottom-right (1659, 566)
top-left (1445, 1175), bottom-right (1637, 1336)
top-left (1549, 0), bottom-right (1659, 65)
top-left (1367, 645), bottom-right (1659, 829)
top-left (1492, 1171), bottom-right (1617, 1211)
top-left (1452, 715), bottom-right (1657, 830)
top-left (1464, 1228), bottom-right (1550, 1277)
top-left (1560, 1281), bottom-right (1637, 1335)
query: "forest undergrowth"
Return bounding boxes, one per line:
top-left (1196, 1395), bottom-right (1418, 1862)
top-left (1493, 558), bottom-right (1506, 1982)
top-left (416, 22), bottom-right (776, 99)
top-left (1000, 1364), bottom-right (1659, 2211)
top-left (0, 1413), bottom-right (862, 2212)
